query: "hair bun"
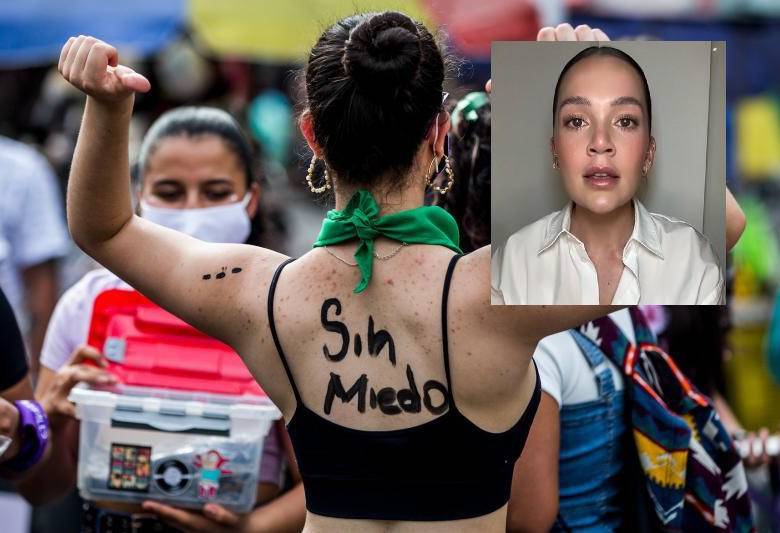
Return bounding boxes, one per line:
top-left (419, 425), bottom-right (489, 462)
top-left (343, 11), bottom-right (422, 92)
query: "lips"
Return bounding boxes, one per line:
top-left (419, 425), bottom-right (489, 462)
top-left (583, 165), bottom-right (619, 179)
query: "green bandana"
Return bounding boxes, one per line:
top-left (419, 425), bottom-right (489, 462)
top-left (313, 190), bottom-right (462, 293)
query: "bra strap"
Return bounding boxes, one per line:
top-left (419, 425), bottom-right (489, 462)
top-left (267, 257), bottom-right (301, 403)
top-left (441, 254), bottom-right (463, 405)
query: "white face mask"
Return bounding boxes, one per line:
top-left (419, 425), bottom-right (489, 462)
top-left (139, 194), bottom-right (252, 244)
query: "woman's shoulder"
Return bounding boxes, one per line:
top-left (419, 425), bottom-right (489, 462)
top-left (646, 210), bottom-right (718, 256)
top-left (59, 268), bottom-right (132, 309)
top-left (502, 209), bottom-right (564, 254)
top-left (73, 266), bottom-right (130, 290)
top-left (41, 268), bottom-right (133, 372)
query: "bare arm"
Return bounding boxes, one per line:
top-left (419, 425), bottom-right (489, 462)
top-left (60, 36), bottom-right (285, 350)
top-left (464, 246), bottom-right (620, 344)
top-left (507, 393), bottom-right (560, 532)
top-left (244, 484), bottom-right (306, 532)
top-left (22, 347), bottom-right (118, 504)
top-left (14, 419), bottom-right (80, 505)
top-left (726, 188), bottom-right (746, 252)
top-left (0, 374), bottom-right (80, 505)
top-left (0, 377), bottom-right (34, 466)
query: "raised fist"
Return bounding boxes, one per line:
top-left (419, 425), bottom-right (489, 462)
top-left (537, 23), bottom-right (610, 42)
top-left (59, 35), bottom-right (151, 102)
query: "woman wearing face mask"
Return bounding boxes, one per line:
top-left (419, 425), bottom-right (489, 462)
top-left (34, 107), bottom-right (306, 532)
top-left (492, 46), bottom-right (724, 305)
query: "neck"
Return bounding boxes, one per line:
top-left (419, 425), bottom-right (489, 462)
top-left (334, 181), bottom-right (426, 215)
top-left (569, 200), bottom-right (635, 253)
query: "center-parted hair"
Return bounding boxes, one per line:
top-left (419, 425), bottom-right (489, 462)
top-left (137, 106), bottom-right (255, 188)
top-left (305, 11), bottom-right (445, 187)
top-left (553, 46), bottom-right (652, 132)
top-left (133, 106), bottom-right (275, 247)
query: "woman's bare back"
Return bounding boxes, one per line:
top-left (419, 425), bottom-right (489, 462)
top-left (244, 240), bottom-right (538, 435)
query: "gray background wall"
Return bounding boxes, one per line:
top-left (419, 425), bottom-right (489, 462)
top-left (490, 41), bottom-right (726, 269)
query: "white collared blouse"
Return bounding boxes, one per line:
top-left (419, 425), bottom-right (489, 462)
top-left (491, 200), bottom-right (724, 305)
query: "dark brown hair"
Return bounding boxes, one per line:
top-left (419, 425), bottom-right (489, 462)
top-left (305, 11), bottom-right (445, 188)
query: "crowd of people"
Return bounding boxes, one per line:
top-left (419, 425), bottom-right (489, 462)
top-left (0, 10), bottom-right (772, 533)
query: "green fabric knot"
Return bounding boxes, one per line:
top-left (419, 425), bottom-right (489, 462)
top-left (451, 91), bottom-right (489, 131)
top-left (313, 189), bottom-right (462, 293)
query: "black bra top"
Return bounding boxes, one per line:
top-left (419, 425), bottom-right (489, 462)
top-left (267, 254), bottom-right (541, 521)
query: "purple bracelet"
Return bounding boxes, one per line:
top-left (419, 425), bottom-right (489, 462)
top-left (3, 400), bottom-right (49, 473)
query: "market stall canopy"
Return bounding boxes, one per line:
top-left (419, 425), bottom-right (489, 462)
top-left (0, 0), bottom-right (539, 67)
top-left (191, 0), bottom-right (540, 62)
top-left (189, 0), bottom-right (430, 63)
top-left (0, 0), bottom-right (186, 67)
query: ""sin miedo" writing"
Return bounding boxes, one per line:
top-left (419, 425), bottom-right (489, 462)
top-left (320, 298), bottom-right (448, 416)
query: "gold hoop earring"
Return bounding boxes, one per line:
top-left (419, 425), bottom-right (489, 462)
top-left (306, 155), bottom-right (331, 193)
top-left (426, 155), bottom-right (455, 194)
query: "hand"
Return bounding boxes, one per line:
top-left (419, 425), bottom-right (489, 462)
top-left (739, 428), bottom-right (778, 468)
top-left (537, 23), bottom-right (610, 42)
top-left (142, 501), bottom-right (246, 533)
top-left (38, 345), bottom-right (117, 428)
top-left (0, 399), bottom-right (21, 460)
top-left (484, 24), bottom-right (610, 94)
top-left (58, 35), bottom-right (150, 103)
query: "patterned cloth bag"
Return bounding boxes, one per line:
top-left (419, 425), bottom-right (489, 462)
top-left (573, 307), bottom-right (754, 532)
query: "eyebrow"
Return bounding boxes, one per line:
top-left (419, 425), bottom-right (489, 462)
top-left (611, 96), bottom-right (643, 108)
top-left (558, 95), bottom-right (644, 112)
top-left (150, 179), bottom-right (183, 188)
top-left (151, 178), bottom-right (235, 187)
top-left (558, 96), bottom-right (591, 111)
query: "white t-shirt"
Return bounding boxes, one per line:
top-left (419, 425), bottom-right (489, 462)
top-left (40, 268), bottom-right (130, 372)
top-left (0, 137), bottom-right (70, 324)
top-left (533, 310), bottom-right (634, 408)
top-left (492, 199), bottom-right (724, 305)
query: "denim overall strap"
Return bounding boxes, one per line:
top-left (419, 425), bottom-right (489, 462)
top-left (553, 328), bottom-right (626, 532)
top-left (570, 329), bottom-right (616, 398)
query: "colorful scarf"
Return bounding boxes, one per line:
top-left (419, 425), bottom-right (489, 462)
top-left (574, 307), bottom-right (753, 532)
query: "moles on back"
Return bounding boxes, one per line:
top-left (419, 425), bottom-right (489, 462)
top-left (267, 241), bottom-right (456, 432)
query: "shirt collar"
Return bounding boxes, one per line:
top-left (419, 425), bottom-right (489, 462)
top-left (538, 202), bottom-right (574, 254)
top-left (631, 199), bottom-right (664, 259)
top-left (537, 199), bottom-right (664, 259)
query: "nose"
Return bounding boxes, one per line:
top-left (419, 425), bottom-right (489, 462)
top-left (183, 189), bottom-right (203, 209)
top-left (587, 125), bottom-right (615, 156)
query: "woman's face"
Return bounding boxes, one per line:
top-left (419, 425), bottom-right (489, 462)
top-left (552, 55), bottom-right (654, 215)
top-left (140, 134), bottom-right (257, 213)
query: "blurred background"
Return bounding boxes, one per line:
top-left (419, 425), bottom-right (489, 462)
top-left (2, 0), bottom-right (780, 531)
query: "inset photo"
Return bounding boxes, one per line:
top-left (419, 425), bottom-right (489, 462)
top-left (491, 41), bottom-right (726, 305)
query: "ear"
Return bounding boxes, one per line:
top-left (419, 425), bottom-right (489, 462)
top-left (645, 136), bottom-right (656, 169)
top-left (299, 110), bottom-right (323, 157)
top-left (245, 182), bottom-right (261, 218)
top-left (425, 111), bottom-right (451, 158)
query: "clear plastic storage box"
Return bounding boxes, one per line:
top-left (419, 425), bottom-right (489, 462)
top-left (70, 289), bottom-right (281, 512)
top-left (70, 384), bottom-right (280, 512)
